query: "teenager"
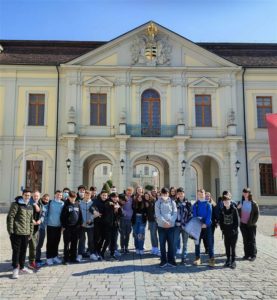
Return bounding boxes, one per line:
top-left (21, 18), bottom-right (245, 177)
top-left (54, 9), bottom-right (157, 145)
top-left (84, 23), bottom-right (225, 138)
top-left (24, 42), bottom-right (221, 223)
top-left (119, 187), bottom-right (133, 253)
top-left (193, 189), bottom-right (215, 267)
top-left (237, 188), bottom-right (259, 261)
top-left (45, 190), bottom-right (64, 265)
top-left (7, 189), bottom-right (34, 279)
top-left (173, 187), bottom-right (192, 264)
top-left (132, 193), bottom-right (147, 255)
top-left (35, 193), bottom-right (50, 265)
top-left (219, 193), bottom-right (239, 269)
top-left (155, 187), bottom-right (177, 268)
top-left (61, 191), bottom-right (82, 264)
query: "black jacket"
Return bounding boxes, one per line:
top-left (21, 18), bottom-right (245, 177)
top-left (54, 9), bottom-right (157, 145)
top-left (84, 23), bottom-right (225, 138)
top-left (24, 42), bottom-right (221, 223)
top-left (103, 199), bottom-right (122, 227)
top-left (219, 204), bottom-right (239, 235)
top-left (89, 196), bottom-right (106, 224)
top-left (60, 200), bottom-right (82, 228)
top-left (237, 199), bottom-right (259, 226)
top-left (131, 200), bottom-right (147, 225)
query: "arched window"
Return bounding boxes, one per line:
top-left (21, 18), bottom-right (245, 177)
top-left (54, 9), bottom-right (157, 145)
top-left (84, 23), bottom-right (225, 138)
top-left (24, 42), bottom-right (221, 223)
top-left (141, 89), bottom-right (160, 136)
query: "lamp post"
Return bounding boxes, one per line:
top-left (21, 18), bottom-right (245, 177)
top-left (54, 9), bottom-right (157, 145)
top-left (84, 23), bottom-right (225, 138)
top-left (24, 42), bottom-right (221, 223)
top-left (66, 158), bottom-right (71, 174)
top-left (181, 160), bottom-right (187, 176)
top-left (120, 159), bottom-right (125, 174)
top-left (235, 160), bottom-right (241, 176)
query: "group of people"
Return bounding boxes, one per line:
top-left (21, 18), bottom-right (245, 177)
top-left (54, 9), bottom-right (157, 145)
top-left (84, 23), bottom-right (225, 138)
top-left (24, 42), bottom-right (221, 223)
top-left (6, 184), bottom-right (259, 279)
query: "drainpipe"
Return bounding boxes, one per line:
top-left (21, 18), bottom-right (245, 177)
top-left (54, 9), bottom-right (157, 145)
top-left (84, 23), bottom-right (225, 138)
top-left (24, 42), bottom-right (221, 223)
top-left (242, 67), bottom-right (249, 186)
top-left (54, 65), bottom-right (60, 192)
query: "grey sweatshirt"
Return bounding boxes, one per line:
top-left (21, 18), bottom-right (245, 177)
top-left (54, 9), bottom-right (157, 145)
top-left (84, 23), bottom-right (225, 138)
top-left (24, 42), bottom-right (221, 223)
top-left (155, 197), bottom-right (177, 228)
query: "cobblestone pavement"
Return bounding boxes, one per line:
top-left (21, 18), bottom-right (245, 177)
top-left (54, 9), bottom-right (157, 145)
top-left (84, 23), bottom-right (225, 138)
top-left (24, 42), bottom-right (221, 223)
top-left (0, 212), bottom-right (277, 300)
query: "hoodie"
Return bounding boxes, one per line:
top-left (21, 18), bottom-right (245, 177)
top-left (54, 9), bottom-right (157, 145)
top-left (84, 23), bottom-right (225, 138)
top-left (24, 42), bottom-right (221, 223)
top-left (155, 197), bottom-right (177, 228)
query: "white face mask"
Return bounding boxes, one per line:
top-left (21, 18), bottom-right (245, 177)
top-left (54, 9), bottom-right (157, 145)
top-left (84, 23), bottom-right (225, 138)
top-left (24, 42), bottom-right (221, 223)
top-left (79, 192), bottom-right (85, 198)
top-left (161, 196), bottom-right (168, 201)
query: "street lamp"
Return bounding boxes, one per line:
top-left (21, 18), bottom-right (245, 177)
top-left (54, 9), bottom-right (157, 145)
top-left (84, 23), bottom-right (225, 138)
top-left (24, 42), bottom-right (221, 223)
top-left (235, 160), bottom-right (241, 176)
top-left (146, 155), bottom-right (149, 161)
top-left (66, 158), bottom-right (71, 174)
top-left (120, 159), bottom-right (125, 174)
top-left (181, 160), bottom-right (187, 176)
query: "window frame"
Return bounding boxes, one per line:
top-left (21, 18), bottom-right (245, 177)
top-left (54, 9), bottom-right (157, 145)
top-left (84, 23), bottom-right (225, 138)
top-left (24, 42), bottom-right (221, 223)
top-left (256, 96), bottom-right (272, 128)
top-left (25, 160), bottom-right (43, 192)
top-left (195, 94), bottom-right (212, 127)
top-left (27, 93), bottom-right (46, 126)
top-left (259, 163), bottom-right (277, 196)
top-left (90, 93), bottom-right (107, 126)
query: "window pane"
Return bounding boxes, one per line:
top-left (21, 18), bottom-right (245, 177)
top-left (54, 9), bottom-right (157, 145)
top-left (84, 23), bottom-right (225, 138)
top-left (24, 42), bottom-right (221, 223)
top-left (28, 94), bottom-right (45, 126)
top-left (257, 96), bottom-right (272, 128)
top-left (260, 163), bottom-right (277, 196)
top-left (100, 104), bottom-right (107, 125)
top-left (90, 93), bottom-right (107, 126)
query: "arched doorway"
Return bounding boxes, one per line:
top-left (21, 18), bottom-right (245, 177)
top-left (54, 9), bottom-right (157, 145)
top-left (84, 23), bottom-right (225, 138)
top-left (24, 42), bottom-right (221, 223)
top-left (141, 89), bottom-right (161, 136)
top-left (188, 155), bottom-right (220, 200)
top-left (132, 155), bottom-right (169, 189)
top-left (83, 154), bottom-right (113, 192)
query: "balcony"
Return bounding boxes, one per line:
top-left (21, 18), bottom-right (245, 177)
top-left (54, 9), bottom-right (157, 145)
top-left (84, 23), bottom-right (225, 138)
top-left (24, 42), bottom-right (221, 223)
top-left (126, 125), bottom-right (177, 137)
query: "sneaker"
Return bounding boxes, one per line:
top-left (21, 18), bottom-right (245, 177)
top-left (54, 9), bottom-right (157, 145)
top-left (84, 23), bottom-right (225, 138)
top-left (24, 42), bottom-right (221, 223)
top-left (90, 253), bottom-right (98, 261)
top-left (63, 260), bottom-right (69, 265)
top-left (150, 247), bottom-right (156, 255)
top-left (193, 258), bottom-right (201, 266)
top-left (19, 267), bottom-right (33, 274)
top-left (12, 268), bottom-right (19, 279)
top-left (76, 255), bottom-right (82, 262)
top-left (176, 248), bottom-right (182, 255)
top-left (242, 256), bottom-right (249, 260)
top-left (53, 256), bottom-right (62, 264)
top-left (167, 262), bottom-right (177, 268)
top-left (28, 261), bottom-right (39, 270)
top-left (46, 258), bottom-right (54, 265)
top-left (224, 260), bottom-right (231, 267)
top-left (249, 256), bottom-right (256, 262)
top-left (208, 258), bottom-right (215, 267)
top-left (230, 261), bottom-right (236, 269)
top-left (114, 250), bottom-right (121, 257)
top-left (159, 262), bottom-right (167, 268)
top-left (154, 248), bottom-right (161, 256)
top-left (139, 250), bottom-right (144, 255)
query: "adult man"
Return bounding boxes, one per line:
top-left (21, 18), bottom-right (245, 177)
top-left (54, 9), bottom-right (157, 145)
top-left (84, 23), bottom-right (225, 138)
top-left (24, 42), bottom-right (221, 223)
top-left (7, 189), bottom-right (34, 279)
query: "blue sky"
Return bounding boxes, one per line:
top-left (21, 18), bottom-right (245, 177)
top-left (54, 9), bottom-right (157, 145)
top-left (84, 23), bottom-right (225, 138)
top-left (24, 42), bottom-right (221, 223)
top-left (1, 0), bottom-right (277, 43)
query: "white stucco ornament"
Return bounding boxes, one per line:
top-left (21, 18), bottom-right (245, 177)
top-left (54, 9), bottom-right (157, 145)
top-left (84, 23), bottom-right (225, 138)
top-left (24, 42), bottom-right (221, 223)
top-left (131, 23), bottom-right (172, 66)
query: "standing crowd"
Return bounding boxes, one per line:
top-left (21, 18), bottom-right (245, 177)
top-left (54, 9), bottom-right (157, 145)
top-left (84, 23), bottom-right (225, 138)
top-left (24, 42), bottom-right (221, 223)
top-left (6, 185), bottom-right (259, 279)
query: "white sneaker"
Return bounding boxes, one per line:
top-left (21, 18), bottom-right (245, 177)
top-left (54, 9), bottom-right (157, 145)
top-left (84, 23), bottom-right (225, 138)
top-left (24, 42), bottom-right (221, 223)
top-left (114, 250), bottom-right (121, 257)
top-left (176, 248), bottom-right (182, 255)
top-left (46, 258), bottom-right (54, 265)
top-left (76, 255), bottom-right (82, 262)
top-left (12, 268), bottom-right (19, 279)
top-left (90, 254), bottom-right (98, 261)
top-left (19, 267), bottom-right (33, 274)
top-left (139, 250), bottom-right (144, 255)
top-left (53, 256), bottom-right (62, 264)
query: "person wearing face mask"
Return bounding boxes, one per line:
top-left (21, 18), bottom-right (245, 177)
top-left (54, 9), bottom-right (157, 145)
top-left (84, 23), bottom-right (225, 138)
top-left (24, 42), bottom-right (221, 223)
top-left (219, 193), bottom-right (239, 269)
top-left (76, 185), bottom-right (86, 203)
top-left (192, 188), bottom-right (215, 267)
top-left (155, 187), bottom-right (177, 268)
top-left (62, 188), bottom-right (70, 202)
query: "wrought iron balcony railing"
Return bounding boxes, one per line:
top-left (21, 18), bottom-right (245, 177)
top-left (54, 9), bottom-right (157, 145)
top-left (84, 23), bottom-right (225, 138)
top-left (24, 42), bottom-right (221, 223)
top-left (126, 125), bottom-right (177, 137)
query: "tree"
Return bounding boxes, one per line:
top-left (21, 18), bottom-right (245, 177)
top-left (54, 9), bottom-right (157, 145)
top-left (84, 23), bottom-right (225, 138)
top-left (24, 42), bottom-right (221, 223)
top-left (102, 182), bottom-right (110, 194)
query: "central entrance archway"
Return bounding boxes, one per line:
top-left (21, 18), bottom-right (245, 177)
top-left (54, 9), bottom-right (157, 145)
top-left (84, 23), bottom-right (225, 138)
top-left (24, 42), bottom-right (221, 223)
top-left (131, 155), bottom-right (169, 189)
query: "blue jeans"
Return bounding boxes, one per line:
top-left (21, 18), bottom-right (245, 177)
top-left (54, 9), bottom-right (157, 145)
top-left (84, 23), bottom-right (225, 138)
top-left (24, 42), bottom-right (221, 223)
top-left (195, 226), bottom-right (214, 259)
top-left (173, 226), bottom-right (189, 258)
top-left (148, 221), bottom-right (158, 248)
top-left (133, 216), bottom-right (146, 251)
top-left (119, 218), bottom-right (132, 250)
top-left (158, 226), bottom-right (175, 264)
top-left (78, 227), bottom-right (94, 255)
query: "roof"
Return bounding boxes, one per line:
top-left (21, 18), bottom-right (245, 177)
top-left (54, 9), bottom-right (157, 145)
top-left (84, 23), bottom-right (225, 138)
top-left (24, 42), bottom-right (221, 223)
top-left (0, 40), bottom-right (277, 67)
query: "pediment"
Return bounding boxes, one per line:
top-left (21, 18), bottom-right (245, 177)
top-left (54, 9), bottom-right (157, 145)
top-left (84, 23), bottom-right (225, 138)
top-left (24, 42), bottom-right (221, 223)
top-left (84, 76), bottom-right (113, 87)
top-left (65, 21), bottom-right (238, 69)
top-left (188, 77), bottom-right (219, 88)
top-left (132, 76), bottom-right (170, 85)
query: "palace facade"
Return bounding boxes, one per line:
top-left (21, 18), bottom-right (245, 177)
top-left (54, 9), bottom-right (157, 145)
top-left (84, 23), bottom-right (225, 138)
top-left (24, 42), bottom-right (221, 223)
top-left (0, 21), bottom-right (277, 208)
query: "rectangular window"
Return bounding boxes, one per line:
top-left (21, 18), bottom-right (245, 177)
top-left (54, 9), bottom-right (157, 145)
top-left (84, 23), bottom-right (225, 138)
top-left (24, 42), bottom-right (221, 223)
top-left (28, 94), bottom-right (45, 126)
top-left (260, 163), bottom-right (277, 196)
top-left (195, 95), bottom-right (212, 127)
top-left (90, 93), bottom-right (107, 126)
top-left (257, 96), bottom-right (272, 128)
top-left (144, 166), bottom-right (149, 176)
top-left (26, 160), bottom-right (43, 192)
top-left (103, 166), bottom-right (108, 176)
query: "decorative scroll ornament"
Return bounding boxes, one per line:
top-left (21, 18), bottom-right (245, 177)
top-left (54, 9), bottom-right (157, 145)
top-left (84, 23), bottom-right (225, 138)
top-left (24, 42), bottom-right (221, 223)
top-left (130, 23), bottom-right (172, 66)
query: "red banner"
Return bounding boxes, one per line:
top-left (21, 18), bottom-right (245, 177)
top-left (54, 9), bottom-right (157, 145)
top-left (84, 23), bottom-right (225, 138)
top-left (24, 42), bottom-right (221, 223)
top-left (266, 113), bottom-right (277, 178)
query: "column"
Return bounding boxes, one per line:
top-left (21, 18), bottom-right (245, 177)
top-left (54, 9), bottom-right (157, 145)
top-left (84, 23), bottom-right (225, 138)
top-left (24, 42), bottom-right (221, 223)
top-left (66, 135), bottom-right (77, 190)
top-left (228, 140), bottom-right (239, 201)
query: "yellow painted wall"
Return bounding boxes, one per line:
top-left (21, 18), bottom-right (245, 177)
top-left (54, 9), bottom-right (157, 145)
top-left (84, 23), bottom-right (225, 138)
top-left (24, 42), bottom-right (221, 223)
top-left (0, 87), bottom-right (4, 135)
top-left (16, 86), bottom-right (57, 137)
